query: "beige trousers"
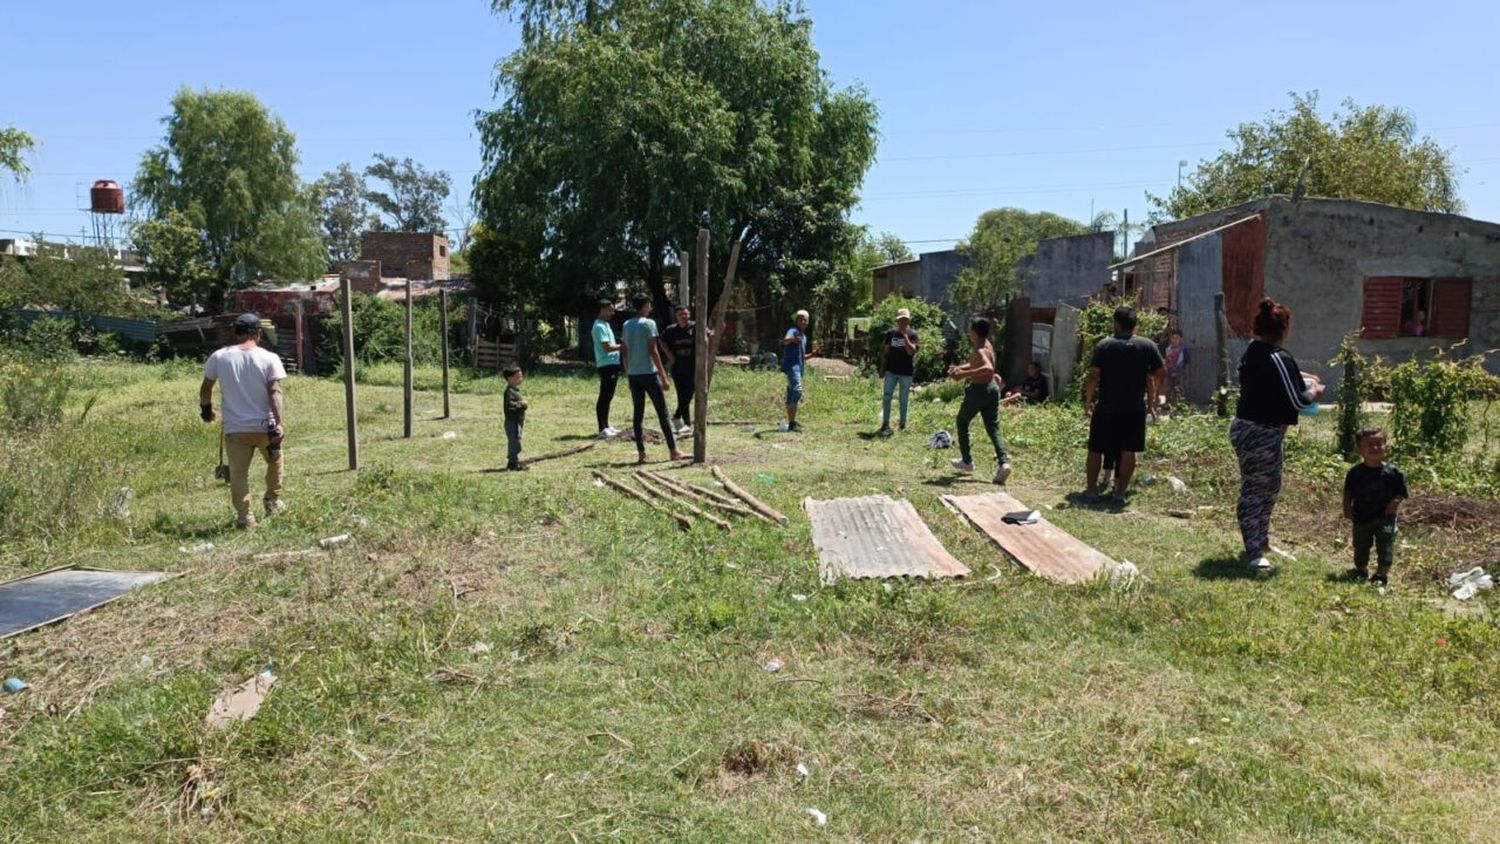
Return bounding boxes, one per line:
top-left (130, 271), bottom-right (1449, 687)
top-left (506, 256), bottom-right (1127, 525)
top-left (224, 432), bottom-right (283, 521)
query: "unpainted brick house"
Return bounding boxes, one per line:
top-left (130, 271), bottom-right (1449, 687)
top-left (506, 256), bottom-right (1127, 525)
top-left (359, 232), bottom-right (451, 280)
top-left (1115, 196), bottom-right (1500, 404)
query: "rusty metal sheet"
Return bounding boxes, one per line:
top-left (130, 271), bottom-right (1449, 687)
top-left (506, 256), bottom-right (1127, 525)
top-left (942, 492), bottom-right (1113, 585)
top-left (803, 495), bottom-right (969, 585)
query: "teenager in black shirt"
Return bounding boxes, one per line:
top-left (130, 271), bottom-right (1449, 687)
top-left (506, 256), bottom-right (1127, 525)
top-left (659, 305), bottom-right (697, 434)
top-left (1343, 427), bottom-right (1408, 585)
top-left (876, 308), bottom-right (918, 435)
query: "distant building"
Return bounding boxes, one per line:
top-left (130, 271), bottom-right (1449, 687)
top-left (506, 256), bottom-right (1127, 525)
top-left (872, 249), bottom-right (965, 312)
top-left (359, 232), bottom-right (451, 280)
top-left (1114, 196), bottom-right (1500, 403)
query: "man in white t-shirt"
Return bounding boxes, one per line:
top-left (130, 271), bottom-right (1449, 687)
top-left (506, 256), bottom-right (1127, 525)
top-left (200, 313), bottom-right (287, 528)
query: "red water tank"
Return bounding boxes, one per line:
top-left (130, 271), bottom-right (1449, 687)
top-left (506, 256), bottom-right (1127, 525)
top-left (90, 180), bottom-right (125, 214)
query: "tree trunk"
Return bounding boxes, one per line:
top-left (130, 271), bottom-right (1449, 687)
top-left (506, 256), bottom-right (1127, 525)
top-left (644, 239), bottom-right (668, 320)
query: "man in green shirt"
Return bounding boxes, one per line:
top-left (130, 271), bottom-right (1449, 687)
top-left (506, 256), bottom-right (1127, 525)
top-left (620, 293), bottom-right (685, 464)
top-left (591, 299), bottom-right (623, 438)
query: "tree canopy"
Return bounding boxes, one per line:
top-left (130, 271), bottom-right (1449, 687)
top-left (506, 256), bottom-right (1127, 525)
top-left (1, 126), bottom-right (37, 180)
top-left (133, 88), bottom-right (325, 303)
top-left (364, 154), bottom-right (451, 233)
top-left (1151, 92), bottom-right (1462, 220)
top-left (474, 0), bottom-right (878, 322)
top-left (952, 208), bottom-right (1089, 312)
top-left (315, 163), bottom-right (378, 264)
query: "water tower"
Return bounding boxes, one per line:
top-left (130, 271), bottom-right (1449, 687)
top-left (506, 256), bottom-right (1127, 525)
top-left (89, 179), bottom-right (125, 252)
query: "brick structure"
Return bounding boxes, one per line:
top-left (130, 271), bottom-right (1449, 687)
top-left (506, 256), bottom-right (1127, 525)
top-left (340, 260), bottom-right (384, 294)
top-left (359, 232), bottom-right (451, 280)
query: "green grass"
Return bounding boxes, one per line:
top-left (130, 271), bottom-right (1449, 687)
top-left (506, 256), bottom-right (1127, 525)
top-left (2, 360), bottom-right (1499, 842)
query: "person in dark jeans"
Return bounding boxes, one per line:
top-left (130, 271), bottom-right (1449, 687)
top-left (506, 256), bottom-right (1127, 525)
top-left (502, 365), bottom-right (528, 471)
top-left (1343, 427), bottom-right (1407, 585)
top-left (592, 299), bottom-right (623, 438)
top-left (1082, 306), bottom-right (1164, 505)
top-left (947, 317), bottom-right (1011, 485)
top-left (620, 293), bottom-right (685, 464)
top-left (660, 304), bottom-right (697, 434)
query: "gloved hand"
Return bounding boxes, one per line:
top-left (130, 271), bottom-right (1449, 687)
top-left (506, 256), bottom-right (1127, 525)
top-left (201, 404), bottom-right (215, 423)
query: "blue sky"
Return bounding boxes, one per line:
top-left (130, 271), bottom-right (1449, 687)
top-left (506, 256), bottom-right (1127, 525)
top-left (5, 0), bottom-right (1499, 254)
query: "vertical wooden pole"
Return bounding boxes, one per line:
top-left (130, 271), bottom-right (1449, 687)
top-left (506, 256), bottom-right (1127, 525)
top-left (439, 289), bottom-right (451, 419)
top-left (678, 250), bottom-right (690, 308)
top-left (340, 278), bottom-right (359, 470)
top-left (292, 299), bottom-right (305, 373)
top-left (403, 278), bottom-right (413, 438)
top-left (1213, 291), bottom-right (1230, 417)
top-left (692, 229), bottom-right (711, 464)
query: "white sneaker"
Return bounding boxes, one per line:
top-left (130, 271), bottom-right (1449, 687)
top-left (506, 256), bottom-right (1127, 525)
top-left (1249, 556), bottom-right (1273, 572)
top-left (677, 422), bottom-right (691, 435)
top-left (950, 459), bottom-right (974, 474)
top-left (777, 422), bottom-right (791, 432)
top-left (263, 497), bottom-right (286, 517)
top-left (598, 427), bottom-right (618, 439)
top-left (993, 464), bottom-right (1012, 485)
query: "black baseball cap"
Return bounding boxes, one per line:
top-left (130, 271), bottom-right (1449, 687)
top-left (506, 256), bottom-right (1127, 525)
top-left (233, 312), bottom-right (262, 332)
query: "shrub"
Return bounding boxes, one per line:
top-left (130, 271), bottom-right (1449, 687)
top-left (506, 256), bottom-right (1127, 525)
top-left (316, 294), bottom-right (454, 371)
top-left (1331, 331), bottom-right (1367, 458)
top-left (867, 296), bottom-right (949, 382)
top-left (0, 355), bottom-right (72, 431)
top-left (1371, 347), bottom-right (1499, 461)
top-left (1065, 297), bottom-right (1168, 400)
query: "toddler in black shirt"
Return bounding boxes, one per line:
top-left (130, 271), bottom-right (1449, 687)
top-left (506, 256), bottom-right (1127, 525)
top-left (1342, 427), bottom-right (1408, 586)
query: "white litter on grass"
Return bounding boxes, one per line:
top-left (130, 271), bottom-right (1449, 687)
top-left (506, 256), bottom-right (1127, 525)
top-left (467, 642), bottom-right (493, 655)
top-left (139, 655), bottom-right (154, 669)
top-left (352, 515), bottom-right (371, 529)
top-left (1167, 476), bottom-right (1188, 494)
top-left (796, 763), bottom-right (810, 779)
top-left (1186, 737), bottom-right (1202, 746)
top-left (442, 431), bottom-right (458, 439)
top-left (791, 594), bottom-right (809, 602)
top-left (1269, 545), bottom-right (1298, 562)
top-left (110, 487), bottom-right (134, 521)
top-left (762, 658), bottom-right (784, 673)
top-left (805, 807), bottom-right (827, 827)
top-left (926, 430), bottom-right (953, 449)
top-left (1109, 561), bottom-right (1143, 585)
top-left (1449, 567), bottom-right (1493, 601)
top-left (319, 534), bottom-right (351, 549)
top-left (181, 542), bottom-right (215, 554)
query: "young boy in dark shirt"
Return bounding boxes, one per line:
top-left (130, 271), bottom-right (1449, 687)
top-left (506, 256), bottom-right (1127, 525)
top-left (503, 365), bottom-right (528, 471)
top-left (1343, 427), bottom-right (1408, 585)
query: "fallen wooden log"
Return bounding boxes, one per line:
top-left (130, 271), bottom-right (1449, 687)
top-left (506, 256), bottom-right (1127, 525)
top-left (634, 471), bottom-right (731, 531)
top-left (711, 466), bottom-right (788, 525)
top-left (520, 441), bottom-right (596, 467)
top-left (646, 471), bottom-right (761, 521)
top-left (592, 470), bottom-right (692, 531)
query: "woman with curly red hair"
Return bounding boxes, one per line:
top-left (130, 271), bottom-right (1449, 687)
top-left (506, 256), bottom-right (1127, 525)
top-left (1230, 298), bottom-right (1325, 572)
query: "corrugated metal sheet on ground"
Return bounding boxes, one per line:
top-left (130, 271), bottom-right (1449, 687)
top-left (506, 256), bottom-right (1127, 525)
top-left (803, 495), bottom-right (968, 585)
top-left (0, 566), bottom-right (180, 639)
top-left (941, 492), bottom-right (1113, 585)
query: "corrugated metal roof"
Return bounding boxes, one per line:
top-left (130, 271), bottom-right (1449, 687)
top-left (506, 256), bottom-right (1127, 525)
top-left (804, 495), bottom-right (969, 584)
top-left (942, 492), bottom-right (1112, 585)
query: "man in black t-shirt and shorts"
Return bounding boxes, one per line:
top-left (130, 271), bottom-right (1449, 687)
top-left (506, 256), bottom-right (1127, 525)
top-left (1082, 306), bottom-right (1163, 504)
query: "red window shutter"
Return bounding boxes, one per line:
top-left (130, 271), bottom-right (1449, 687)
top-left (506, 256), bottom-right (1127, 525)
top-left (1360, 277), bottom-right (1404, 339)
top-left (1429, 278), bottom-right (1472, 340)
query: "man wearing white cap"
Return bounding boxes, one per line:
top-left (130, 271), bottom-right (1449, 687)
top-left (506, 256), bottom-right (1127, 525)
top-left (876, 308), bottom-right (918, 436)
top-left (779, 309), bottom-right (810, 432)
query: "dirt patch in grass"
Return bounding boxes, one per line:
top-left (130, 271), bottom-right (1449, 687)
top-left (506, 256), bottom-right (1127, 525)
top-left (1402, 494), bottom-right (1500, 532)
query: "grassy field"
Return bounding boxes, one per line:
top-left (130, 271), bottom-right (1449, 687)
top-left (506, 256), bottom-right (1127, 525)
top-left (2, 359), bottom-right (1499, 842)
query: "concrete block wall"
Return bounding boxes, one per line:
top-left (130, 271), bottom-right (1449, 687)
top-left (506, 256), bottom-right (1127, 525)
top-left (360, 233), bottom-right (451, 280)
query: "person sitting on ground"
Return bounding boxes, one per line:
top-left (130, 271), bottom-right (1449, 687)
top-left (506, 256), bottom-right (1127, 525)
top-left (780, 309), bottom-right (810, 433)
top-left (199, 313), bottom-right (286, 529)
top-left (1081, 306), bottom-right (1164, 506)
top-left (947, 317), bottom-right (1012, 485)
top-left (1002, 361), bottom-right (1049, 406)
top-left (1230, 297), bottom-right (1324, 573)
top-left (876, 308), bottom-right (918, 436)
top-left (592, 299), bottom-right (623, 439)
top-left (620, 293), bottom-right (685, 464)
top-left (1343, 427), bottom-right (1407, 586)
top-left (503, 364), bottom-right (528, 472)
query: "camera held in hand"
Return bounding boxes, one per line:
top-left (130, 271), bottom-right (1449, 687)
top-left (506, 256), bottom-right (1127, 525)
top-left (267, 420), bottom-right (284, 459)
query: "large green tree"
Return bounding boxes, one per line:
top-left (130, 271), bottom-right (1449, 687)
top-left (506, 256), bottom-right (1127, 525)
top-left (129, 208), bottom-right (212, 302)
top-left (315, 163), bottom-right (378, 264)
top-left (474, 0), bottom-right (878, 324)
top-left (364, 154), bottom-right (451, 233)
top-left (1, 126), bottom-right (37, 180)
top-left (133, 88), bottom-right (325, 304)
top-left (952, 208), bottom-right (1089, 312)
top-left (1151, 92), bottom-right (1462, 220)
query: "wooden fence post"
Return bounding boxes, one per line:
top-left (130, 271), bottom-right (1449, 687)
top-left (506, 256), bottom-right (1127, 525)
top-left (1214, 291), bottom-right (1230, 417)
top-left (403, 278), bottom-right (413, 438)
top-left (439, 288), bottom-right (451, 419)
top-left (692, 230), bottom-right (711, 464)
top-left (340, 278), bottom-right (359, 470)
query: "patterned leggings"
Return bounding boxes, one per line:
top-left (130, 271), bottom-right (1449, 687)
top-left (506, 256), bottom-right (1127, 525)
top-left (1229, 418), bottom-right (1286, 559)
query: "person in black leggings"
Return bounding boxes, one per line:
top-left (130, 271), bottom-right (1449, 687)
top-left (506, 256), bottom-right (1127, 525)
top-left (620, 293), bottom-right (685, 464)
top-left (659, 305), bottom-right (697, 433)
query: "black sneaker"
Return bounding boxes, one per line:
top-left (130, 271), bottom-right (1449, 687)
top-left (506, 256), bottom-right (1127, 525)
top-left (1370, 573), bottom-right (1389, 586)
top-left (506, 463), bottom-right (526, 472)
top-left (1346, 567), bottom-right (1370, 581)
top-left (789, 422), bottom-right (805, 433)
top-left (876, 426), bottom-right (892, 438)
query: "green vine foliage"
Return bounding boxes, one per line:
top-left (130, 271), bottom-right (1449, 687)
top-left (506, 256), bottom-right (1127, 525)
top-left (1066, 297), bottom-right (1168, 401)
top-left (1331, 331), bottom-right (1367, 458)
top-left (1369, 345), bottom-right (1499, 461)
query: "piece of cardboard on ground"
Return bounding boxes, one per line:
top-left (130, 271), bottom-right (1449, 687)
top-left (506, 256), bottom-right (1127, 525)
top-left (804, 495), bottom-right (969, 585)
top-left (941, 491), bottom-right (1114, 584)
top-left (206, 671), bottom-right (277, 729)
top-left (0, 566), bottom-right (181, 640)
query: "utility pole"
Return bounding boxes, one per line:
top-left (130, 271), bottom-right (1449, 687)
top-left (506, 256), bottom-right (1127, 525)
top-left (339, 278), bottom-right (359, 470)
top-left (403, 277), bottom-right (413, 439)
